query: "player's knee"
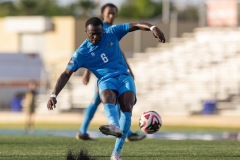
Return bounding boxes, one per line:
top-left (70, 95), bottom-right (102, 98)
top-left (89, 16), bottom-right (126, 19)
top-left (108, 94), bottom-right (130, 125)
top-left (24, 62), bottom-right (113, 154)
top-left (120, 101), bottom-right (134, 112)
top-left (118, 92), bottom-right (135, 112)
top-left (101, 90), bottom-right (117, 104)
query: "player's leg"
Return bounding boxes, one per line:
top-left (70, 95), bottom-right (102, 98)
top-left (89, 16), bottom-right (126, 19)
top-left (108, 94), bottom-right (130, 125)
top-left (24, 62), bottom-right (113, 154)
top-left (98, 78), bottom-right (123, 137)
top-left (99, 89), bottom-right (123, 137)
top-left (116, 103), bottom-right (146, 142)
top-left (111, 74), bottom-right (136, 157)
top-left (115, 104), bottom-right (134, 137)
top-left (112, 91), bottom-right (135, 155)
top-left (77, 86), bottom-right (101, 140)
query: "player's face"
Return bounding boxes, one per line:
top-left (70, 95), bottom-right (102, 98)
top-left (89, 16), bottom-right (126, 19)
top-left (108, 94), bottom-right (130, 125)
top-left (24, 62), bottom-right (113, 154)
top-left (86, 24), bottom-right (103, 44)
top-left (102, 6), bottom-right (117, 25)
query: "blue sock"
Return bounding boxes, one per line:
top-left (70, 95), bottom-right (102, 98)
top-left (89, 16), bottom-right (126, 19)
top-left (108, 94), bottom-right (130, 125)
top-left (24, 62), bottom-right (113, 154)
top-left (80, 93), bottom-right (101, 134)
top-left (113, 112), bottom-right (132, 154)
top-left (116, 104), bottom-right (133, 137)
top-left (104, 103), bottom-right (120, 127)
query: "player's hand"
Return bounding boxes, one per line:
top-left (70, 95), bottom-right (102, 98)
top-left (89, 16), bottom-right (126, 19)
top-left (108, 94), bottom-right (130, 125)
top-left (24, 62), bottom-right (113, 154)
top-left (152, 27), bottom-right (165, 43)
top-left (47, 97), bottom-right (57, 110)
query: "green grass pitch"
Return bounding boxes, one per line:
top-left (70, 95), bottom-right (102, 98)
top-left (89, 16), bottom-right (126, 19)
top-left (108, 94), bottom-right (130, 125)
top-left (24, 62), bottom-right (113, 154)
top-left (0, 135), bottom-right (239, 160)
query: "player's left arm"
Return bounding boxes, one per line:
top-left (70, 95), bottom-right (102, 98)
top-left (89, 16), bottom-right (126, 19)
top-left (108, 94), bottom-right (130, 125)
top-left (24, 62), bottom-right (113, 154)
top-left (129, 23), bottom-right (165, 43)
top-left (121, 50), bottom-right (134, 79)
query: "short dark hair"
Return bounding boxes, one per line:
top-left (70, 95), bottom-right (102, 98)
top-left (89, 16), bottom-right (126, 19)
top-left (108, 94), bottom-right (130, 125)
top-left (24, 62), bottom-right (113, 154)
top-left (101, 3), bottom-right (118, 14)
top-left (85, 17), bottom-right (103, 28)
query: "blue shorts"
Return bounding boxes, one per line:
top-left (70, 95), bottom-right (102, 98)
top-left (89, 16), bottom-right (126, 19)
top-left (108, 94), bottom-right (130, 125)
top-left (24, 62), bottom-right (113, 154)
top-left (98, 73), bottom-right (136, 97)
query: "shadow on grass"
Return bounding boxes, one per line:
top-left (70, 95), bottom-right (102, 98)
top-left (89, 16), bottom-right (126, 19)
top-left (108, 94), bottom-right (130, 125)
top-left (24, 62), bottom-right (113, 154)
top-left (66, 149), bottom-right (96, 160)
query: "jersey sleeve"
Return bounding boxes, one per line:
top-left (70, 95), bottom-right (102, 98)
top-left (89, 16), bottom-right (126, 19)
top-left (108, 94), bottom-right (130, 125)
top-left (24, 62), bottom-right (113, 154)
top-left (66, 50), bottom-right (83, 72)
top-left (111, 23), bottom-right (130, 41)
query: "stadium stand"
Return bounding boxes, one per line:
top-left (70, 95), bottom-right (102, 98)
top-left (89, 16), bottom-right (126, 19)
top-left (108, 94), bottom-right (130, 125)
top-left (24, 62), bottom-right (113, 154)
top-left (130, 27), bottom-right (240, 115)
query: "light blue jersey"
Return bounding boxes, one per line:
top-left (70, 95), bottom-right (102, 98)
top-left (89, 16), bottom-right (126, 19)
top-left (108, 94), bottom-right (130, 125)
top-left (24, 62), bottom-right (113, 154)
top-left (67, 23), bottom-right (130, 84)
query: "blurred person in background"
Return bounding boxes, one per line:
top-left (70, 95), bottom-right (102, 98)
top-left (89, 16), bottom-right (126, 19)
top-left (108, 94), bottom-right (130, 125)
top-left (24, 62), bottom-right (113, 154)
top-left (23, 80), bottom-right (37, 133)
top-left (47, 16), bottom-right (165, 160)
top-left (76, 3), bottom-right (146, 142)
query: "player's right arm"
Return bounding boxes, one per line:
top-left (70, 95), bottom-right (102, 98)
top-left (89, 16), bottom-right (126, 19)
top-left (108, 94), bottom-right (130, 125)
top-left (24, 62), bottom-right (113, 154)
top-left (82, 69), bottom-right (91, 85)
top-left (47, 49), bottom-right (83, 110)
top-left (47, 69), bottom-right (73, 110)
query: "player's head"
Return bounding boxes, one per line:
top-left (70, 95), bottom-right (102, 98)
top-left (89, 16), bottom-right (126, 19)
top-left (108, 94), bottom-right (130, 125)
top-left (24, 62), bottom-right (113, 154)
top-left (85, 17), bottom-right (103, 44)
top-left (101, 3), bottom-right (118, 25)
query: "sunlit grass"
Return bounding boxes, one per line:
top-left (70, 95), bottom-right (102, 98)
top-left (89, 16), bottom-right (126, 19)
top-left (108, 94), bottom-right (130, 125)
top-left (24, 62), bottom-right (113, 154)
top-left (0, 135), bottom-right (239, 160)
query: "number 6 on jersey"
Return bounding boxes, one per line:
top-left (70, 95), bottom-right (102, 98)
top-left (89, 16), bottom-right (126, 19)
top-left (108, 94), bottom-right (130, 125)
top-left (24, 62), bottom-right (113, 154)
top-left (101, 53), bottom-right (109, 63)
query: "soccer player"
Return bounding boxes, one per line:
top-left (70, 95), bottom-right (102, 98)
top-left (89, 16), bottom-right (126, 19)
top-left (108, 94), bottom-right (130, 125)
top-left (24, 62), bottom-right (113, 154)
top-left (47, 17), bottom-right (165, 160)
top-left (23, 80), bottom-right (37, 133)
top-left (76, 3), bottom-right (146, 141)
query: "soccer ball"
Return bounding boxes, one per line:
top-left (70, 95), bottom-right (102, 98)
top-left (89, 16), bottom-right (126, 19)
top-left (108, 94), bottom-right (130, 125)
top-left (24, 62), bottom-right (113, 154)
top-left (139, 111), bottom-right (162, 134)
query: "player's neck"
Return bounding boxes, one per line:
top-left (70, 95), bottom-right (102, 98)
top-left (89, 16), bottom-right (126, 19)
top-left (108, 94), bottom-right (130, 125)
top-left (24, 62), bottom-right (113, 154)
top-left (107, 22), bottom-right (112, 26)
top-left (104, 21), bottom-right (113, 26)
